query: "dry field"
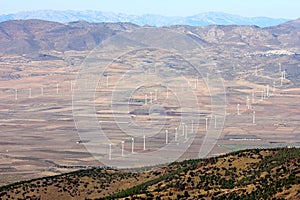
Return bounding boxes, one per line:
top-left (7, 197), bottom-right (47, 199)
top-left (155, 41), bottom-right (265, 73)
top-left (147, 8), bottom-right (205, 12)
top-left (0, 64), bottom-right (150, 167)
top-left (0, 47), bottom-right (299, 186)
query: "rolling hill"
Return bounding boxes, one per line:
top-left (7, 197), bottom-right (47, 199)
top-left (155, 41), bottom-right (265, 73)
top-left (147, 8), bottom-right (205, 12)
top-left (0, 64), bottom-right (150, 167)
top-left (0, 148), bottom-right (299, 199)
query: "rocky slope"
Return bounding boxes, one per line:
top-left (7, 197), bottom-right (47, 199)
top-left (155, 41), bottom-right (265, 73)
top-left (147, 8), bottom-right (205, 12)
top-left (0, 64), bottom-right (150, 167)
top-left (0, 19), bottom-right (138, 54)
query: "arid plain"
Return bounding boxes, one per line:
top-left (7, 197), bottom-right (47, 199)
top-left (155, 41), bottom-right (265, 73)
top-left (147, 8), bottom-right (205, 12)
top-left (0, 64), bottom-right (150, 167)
top-left (0, 19), bottom-right (300, 185)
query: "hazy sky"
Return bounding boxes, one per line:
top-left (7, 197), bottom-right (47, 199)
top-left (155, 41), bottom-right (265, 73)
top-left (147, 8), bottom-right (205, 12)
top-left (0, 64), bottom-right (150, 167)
top-left (1, 0), bottom-right (299, 19)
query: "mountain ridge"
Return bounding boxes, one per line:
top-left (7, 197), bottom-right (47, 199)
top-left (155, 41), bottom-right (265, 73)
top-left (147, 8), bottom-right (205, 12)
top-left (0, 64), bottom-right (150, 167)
top-left (0, 10), bottom-right (291, 27)
top-left (1, 18), bottom-right (300, 55)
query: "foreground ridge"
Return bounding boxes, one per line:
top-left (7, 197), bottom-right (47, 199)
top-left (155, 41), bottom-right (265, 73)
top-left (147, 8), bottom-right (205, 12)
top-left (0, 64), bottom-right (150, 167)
top-left (0, 147), bottom-right (299, 200)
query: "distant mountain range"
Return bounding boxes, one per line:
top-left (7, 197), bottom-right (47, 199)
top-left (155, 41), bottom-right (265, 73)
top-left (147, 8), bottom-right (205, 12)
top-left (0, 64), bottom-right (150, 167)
top-left (0, 10), bottom-right (291, 27)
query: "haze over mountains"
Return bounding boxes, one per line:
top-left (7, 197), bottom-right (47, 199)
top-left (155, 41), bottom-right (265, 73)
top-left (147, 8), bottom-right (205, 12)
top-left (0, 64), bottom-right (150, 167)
top-left (0, 10), bottom-right (290, 27)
